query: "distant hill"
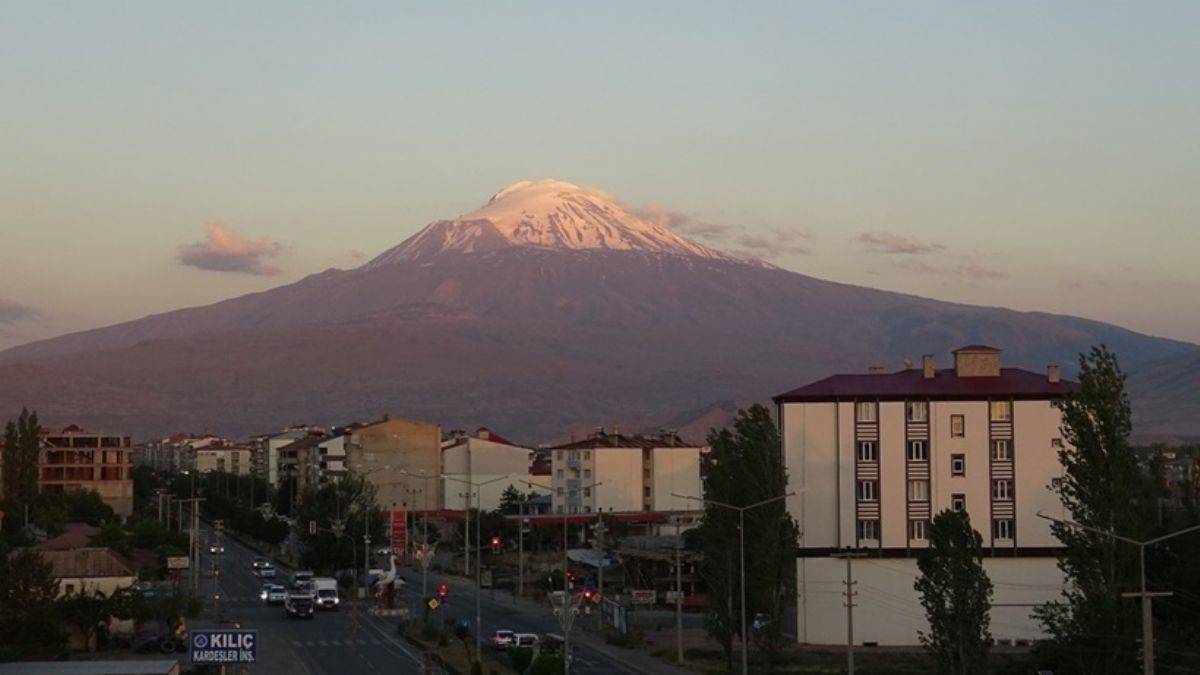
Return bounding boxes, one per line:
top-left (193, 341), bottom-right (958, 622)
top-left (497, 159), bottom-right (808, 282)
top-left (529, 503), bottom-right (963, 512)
top-left (1, 179), bottom-right (1195, 441)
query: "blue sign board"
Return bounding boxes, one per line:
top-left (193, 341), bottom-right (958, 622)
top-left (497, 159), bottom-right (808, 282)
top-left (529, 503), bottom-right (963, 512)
top-left (190, 629), bottom-right (258, 665)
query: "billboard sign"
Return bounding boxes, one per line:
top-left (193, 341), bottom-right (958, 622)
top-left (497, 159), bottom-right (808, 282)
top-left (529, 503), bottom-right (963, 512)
top-left (189, 629), bottom-right (257, 665)
top-left (166, 556), bottom-right (189, 570)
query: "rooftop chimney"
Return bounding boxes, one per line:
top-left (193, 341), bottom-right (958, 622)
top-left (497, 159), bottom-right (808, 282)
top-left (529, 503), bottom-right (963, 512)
top-left (953, 345), bottom-right (1002, 377)
top-left (868, 365), bottom-right (887, 374)
top-left (922, 354), bottom-right (935, 380)
top-left (1047, 364), bottom-right (1061, 384)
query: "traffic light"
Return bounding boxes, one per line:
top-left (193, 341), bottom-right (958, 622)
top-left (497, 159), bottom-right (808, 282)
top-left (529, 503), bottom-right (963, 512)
top-left (490, 535), bottom-right (501, 552)
top-left (581, 589), bottom-right (593, 602)
top-left (438, 583), bottom-right (448, 599)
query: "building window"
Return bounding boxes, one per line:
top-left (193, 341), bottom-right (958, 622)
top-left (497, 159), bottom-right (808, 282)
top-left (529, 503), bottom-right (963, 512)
top-left (990, 400), bottom-right (1012, 422)
top-left (857, 519), bottom-right (879, 541)
top-left (583, 451), bottom-right (591, 460)
top-left (857, 441), bottom-right (877, 462)
top-left (569, 489), bottom-right (578, 497)
top-left (991, 439), bottom-right (1012, 461)
top-left (584, 469), bottom-right (592, 478)
top-left (556, 506), bottom-right (563, 514)
top-left (993, 480), bottom-right (1012, 500)
top-left (951, 454), bottom-right (966, 476)
top-left (64, 583), bottom-right (75, 594)
top-left (643, 468), bottom-right (650, 478)
top-left (584, 506), bottom-right (592, 513)
top-left (856, 402), bottom-right (878, 423)
top-left (908, 480), bottom-right (929, 502)
top-left (556, 487), bottom-right (563, 496)
top-left (556, 469), bottom-right (564, 479)
top-left (1051, 437), bottom-right (1063, 448)
top-left (906, 401), bottom-right (928, 422)
top-left (993, 518), bottom-right (1013, 540)
top-left (950, 415), bottom-right (965, 438)
top-left (909, 519), bottom-right (927, 541)
top-left (583, 488), bottom-right (591, 497)
top-left (857, 480), bottom-right (877, 502)
top-left (906, 440), bottom-right (928, 462)
top-left (951, 493), bottom-right (966, 512)
top-left (643, 486), bottom-right (651, 497)
top-left (556, 451), bottom-right (563, 461)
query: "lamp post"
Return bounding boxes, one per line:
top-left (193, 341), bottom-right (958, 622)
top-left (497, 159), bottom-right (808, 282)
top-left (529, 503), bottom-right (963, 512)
top-left (525, 479), bottom-right (602, 675)
top-left (400, 469), bottom-right (438, 598)
top-left (1037, 512), bottom-right (1200, 675)
top-left (443, 474), bottom-right (509, 657)
top-left (675, 491), bottom-right (799, 675)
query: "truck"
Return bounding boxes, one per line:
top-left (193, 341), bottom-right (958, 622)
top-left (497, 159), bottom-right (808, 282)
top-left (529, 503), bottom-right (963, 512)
top-left (313, 577), bottom-right (340, 610)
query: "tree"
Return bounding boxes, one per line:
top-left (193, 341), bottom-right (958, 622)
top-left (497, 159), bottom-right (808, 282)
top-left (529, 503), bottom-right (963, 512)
top-left (914, 510), bottom-right (993, 674)
top-left (294, 475), bottom-right (385, 573)
top-left (696, 404), bottom-right (800, 671)
top-left (60, 590), bottom-right (112, 652)
top-left (497, 485), bottom-right (523, 516)
top-left (0, 548), bottom-right (66, 654)
top-left (1035, 346), bottom-right (1154, 674)
top-left (2, 409), bottom-right (41, 529)
top-left (90, 521), bottom-right (132, 558)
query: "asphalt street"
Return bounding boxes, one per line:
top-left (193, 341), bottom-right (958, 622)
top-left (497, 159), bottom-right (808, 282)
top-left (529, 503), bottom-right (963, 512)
top-left (197, 526), bottom-right (432, 674)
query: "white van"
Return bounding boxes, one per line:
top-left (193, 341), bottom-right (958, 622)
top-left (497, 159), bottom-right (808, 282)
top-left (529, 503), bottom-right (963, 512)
top-left (313, 577), bottom-right (339, 609)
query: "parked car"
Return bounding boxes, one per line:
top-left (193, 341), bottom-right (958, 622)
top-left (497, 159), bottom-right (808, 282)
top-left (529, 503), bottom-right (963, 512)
top-left (261, 584), bottom-right (288, 605)
top-left (285, 593), bottom-right (315, 619)
top-left (490, 629), bottom-right (515, 650)
top-left (512, 633), bottom-right (539, 649)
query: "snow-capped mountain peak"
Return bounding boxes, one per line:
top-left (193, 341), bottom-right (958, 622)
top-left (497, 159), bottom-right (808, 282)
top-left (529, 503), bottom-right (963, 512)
top-left (365, 179), bottom-right (738, 266)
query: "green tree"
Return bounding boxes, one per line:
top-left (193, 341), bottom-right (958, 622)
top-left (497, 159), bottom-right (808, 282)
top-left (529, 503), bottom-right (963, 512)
top-left (2, 409), bottom-right (41, 529)
top-left (696, 404), bottom-right (799, 671)
top-left (1035, 346), bottom-right (1154, 674)
top-left (60, 590), bottom-right (112, 652)
top-left (90, 521), bottom-right (132, 558)
top-left (914, 509), bottom-right (993, 674)
top-left (0, 548), bottom-right (66, 654)
top-left (294, 474), bottom-right (385, 573)
top-left (65, 490), bottom-right (116, 525)
top-left (497, 485), bottom-right (523, 515)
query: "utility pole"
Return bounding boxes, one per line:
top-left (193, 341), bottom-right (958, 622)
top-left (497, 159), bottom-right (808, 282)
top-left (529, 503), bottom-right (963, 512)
top-left (593, 515), bottom-right (607, 630)
top-left (517, 498), bottom-right (525, 600)
top-left (461, 490), bottom-right (472, 578)
top-left (211, 520), bottom-right (225, 622)
top-left (674, 515), bottom-right (684, 664)
top-left (831, 549), bottom-right (867, 675)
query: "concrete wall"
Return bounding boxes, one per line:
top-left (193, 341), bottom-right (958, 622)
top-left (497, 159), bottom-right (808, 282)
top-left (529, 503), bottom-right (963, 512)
top-left (591, 449), bottom-right (642, 512)
top-left (348, 416), bottom-right (442, 511)
top-left (796, 556), bottom-right (1062, 645)
top-left (650, 446), bottom-right (701, 512)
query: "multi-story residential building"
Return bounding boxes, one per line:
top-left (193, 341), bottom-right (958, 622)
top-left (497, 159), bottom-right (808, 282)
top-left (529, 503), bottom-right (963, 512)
top-left (290, 431), bottom-right (354, 496)
top-left (442, 428), bottom-right (539, 512)
top-left (193, 444), bottom-right (252, 475)
top-left (345, 415), bottom-right (442, 513)
top-left (548, 430), bottom-right (702, 515)
top-left (775, 345), bottom-right (1073, 645)
top-left (260, 426), bottom-right (325, 488)
top-left (38, 425), bottom-right (134, 517)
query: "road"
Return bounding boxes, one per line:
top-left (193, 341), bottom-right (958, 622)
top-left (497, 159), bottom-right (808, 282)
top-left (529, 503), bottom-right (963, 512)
top-left (197, 525), bottom-right (432, 674)
top-left (395, 567), bottom-right (650, 675)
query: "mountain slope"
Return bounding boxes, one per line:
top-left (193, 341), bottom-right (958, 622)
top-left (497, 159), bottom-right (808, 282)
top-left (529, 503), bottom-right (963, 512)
top-left (1, 180), bottom-right (1196, 441)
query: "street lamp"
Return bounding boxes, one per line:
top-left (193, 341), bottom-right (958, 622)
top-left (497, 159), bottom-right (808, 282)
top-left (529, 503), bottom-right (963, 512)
top-left (674, 491), bottom-right (801, 675)
top-left (399, 469), bottom-right (438, 598)
top-left (525, 478), bottom-right (602, 675)
top-left (443, 474), bottom-right (509, 657)
top-left (1037, 511), bottom-right (1200, 675)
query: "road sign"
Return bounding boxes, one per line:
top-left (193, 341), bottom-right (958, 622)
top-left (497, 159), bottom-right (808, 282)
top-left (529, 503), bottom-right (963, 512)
top-left (631, 589), bottom-right (657, 605)
top-left (427, 598), bottom-right (440, 610)
top-left (167, 556), bottom-right (189, 570)
top-left (665, 590), bottom-right (683, 602)
top-left (189, 629), bottom-right (258, 665)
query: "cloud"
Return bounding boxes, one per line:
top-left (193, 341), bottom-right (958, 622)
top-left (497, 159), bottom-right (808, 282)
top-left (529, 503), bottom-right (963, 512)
top-left (896, 258), bottom-right (1008, 281)
top-left (0, 300), bottom-right (40, 335)
top-left (733, 228), bottom-right (812, 257)
top-left (177, 223), bottom-right (284, 276)
top-left (633, 204), bottom-right (735, 241)
top-left (857, 231), bottom-right (946, 255)
top-left (349, 249), bottom-right (366, 261)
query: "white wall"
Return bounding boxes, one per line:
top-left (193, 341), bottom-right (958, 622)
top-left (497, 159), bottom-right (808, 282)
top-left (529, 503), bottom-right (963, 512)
top-left (650, 447), bottom-right (701, 511)
top-left (592, 449), bottom-right (642, 512)
top-left (1014, 400), bottom-right (1068, 547)
top-left (782, 402), bottom-right (840, 549)
top-left (797, 556), bottom-right (1063, 645)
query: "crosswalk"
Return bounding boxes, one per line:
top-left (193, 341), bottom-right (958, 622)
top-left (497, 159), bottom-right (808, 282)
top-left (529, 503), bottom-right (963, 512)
top-left (290, 638), bottom-right (389, 648)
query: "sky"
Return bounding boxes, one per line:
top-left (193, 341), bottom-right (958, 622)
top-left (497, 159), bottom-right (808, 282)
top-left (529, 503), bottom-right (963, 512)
top-left (2, 1), bottom-right (1198, 349)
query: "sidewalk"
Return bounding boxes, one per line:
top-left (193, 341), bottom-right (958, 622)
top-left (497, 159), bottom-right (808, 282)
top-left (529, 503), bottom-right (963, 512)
top-left (414, 568), bottom-right (695, 675)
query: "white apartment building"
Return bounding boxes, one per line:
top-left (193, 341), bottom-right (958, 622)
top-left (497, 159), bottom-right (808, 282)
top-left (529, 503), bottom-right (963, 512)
top-left (442, 428), bottom-right (538, 511)
top-left (548, 430), bottom-right (702, 514)
top-left (775, 345), bottom-right (1073, 646)
top-left (194, 446), bottom-right (252, 475)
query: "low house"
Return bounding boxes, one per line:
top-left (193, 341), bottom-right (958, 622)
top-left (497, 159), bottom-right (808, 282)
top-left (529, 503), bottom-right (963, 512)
top-left (38, 547), bottom-right (137, 597)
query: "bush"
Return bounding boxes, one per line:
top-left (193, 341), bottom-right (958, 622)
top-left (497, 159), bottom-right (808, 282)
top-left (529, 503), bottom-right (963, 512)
top-left (527, 654), bottom-right (564, 675)
top-left (509, 646), bottom-right (534, 673)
